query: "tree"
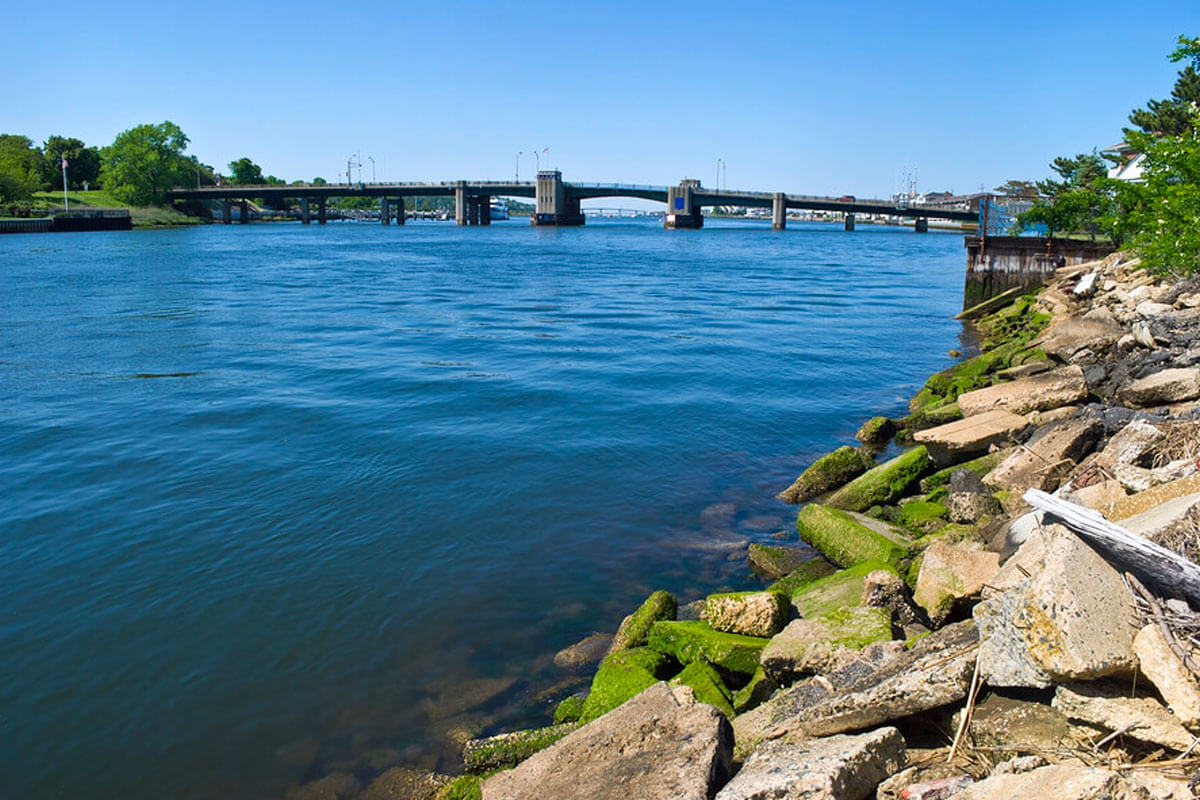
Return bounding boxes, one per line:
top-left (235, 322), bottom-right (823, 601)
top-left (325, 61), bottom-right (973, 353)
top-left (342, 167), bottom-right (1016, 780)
top-left (1127, 36), bottom-right (1200, 137)
top-left (0, 134), bottom-right (45, 203)
top-left (311, 176), bottom-right (327, 185)
top-left (41, 136), bottom-right (101, 191)
top-left (228, 157), bottom-right (265, 185)
top-left (100, 121), bottom-right (192, 205)
top-left (1017, 153), bottom-right (1118, 239)
top-left (993, 179), bottom-right (1037, 197)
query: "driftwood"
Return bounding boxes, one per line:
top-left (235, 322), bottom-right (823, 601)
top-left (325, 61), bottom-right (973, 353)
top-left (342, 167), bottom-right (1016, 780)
top-left (1023, 488), bottom-right (1200, 609)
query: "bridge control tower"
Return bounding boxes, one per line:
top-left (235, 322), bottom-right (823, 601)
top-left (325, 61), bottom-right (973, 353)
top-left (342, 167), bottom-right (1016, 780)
top-left (665, 179), bottom-right (703, 229)
top-left (533, 170), bottom-right (585, 226)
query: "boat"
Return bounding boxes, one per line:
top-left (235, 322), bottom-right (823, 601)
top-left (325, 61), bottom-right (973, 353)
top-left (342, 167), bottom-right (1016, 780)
top-left (489, 198), bottom-right (510, 221)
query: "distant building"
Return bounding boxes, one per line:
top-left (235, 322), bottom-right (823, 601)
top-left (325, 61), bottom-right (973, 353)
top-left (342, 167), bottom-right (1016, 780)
top-left (1102, 143), bottom-right (1146, 183)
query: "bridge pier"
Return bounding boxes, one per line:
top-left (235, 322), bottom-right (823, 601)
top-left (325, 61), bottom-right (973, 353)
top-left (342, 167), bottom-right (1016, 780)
top-left (455, 183), bottom-right (468, 226)
top-left (480, 196), bottom-right (491, 226)
top-left (914, 217), bottom-right (929, 233)
top-left (240, 200), bottom-right (250, 224)
top-left (665, 180), bottom-right (703, 229)
top-left (222, 201), bottom-right (232, 224)
top-left (380, 197), bottom-right (390, 225)
top-left (772, 193), bottom-right (786, 230)
top-left (300, 198), bottom-right (310, 224)
top-left (318, 197), bottom-right (327, 225)
top-left (396, 197), bottom-right (406, 225)
top-left (844, 213), bottom-right (855, 232)
top-left (533, 170), bottom-right (584, 226)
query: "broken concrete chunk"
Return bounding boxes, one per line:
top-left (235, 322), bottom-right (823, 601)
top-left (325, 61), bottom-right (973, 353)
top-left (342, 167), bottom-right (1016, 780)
top-left (824, 447), bottom-right (931, 512)
top-left (913, 540), bottom-right (1001, 626)
top-left (983, 415), bottom-right (1102, 492)
top-left (958, 765), bottom-right (1151, 800)
top-left (795, 504), bottom-right (911, 570)
top-left (777, 445), bottom-right (875, 504)
top-left (714, 727), bottom-right (905, 800)
top-left (1052, 683), bottom-right (1195, 751)
top-left (914, 410), bottom-right (1029, 468)
top-left (1116, 367), bottom-right (1200, 407)
top-left (759, 607), bottom-right (894, 685)
top-left (703, 591), bottom-right (789, 638)
top-left (1134, 624), bottom-right (1200, 728)
top-left (957, 365), bottom-right (1088, 418)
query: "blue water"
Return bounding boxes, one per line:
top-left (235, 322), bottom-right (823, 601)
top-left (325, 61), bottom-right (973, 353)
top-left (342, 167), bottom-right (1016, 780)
top-left (1, 218), bottom-right (969, 799)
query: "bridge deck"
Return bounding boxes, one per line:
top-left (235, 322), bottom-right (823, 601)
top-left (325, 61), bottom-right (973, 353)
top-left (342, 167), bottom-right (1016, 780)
top-left (166, 182), bottom-right (977, 221)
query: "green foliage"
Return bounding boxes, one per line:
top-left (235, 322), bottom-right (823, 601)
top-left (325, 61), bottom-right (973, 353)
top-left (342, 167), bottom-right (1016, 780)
top-left (228, 157), bottom-right (265, 185)
top-left (993, 178), bottom-right (1037, 197)
top-left (100, 121), bottom-right (192, 206)
top-left (1128, 36), bottom-right (1200, 137)
top-left (1017, 152), bottom-right (1119, 239)
top-left (0, 134), bottom-right (45, 202)
top-left (41, 136), bottom-right (101, 190)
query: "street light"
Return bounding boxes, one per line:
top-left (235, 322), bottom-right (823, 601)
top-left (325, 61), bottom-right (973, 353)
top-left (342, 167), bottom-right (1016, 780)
top-left (516, 151), bottom-right (523, 181)
top-left (533, 149), bottom-right (540, 172)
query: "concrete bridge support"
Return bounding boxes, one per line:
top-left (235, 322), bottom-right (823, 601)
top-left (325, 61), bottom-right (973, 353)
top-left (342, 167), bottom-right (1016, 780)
top-left (533, 170), bottom-right (584, 226)
top-left (455, 183), bottom-right (469, 226)
top-left (665, 180), bottom-right (703, 229)
top-left (318, 198), bottom-right (327, 225)
top-left (772, 193), bottom-right (786, 230)
top-left (300, 198), bottom-right (310, 224)
top-left (380, 197), bottom-right (390, 225)
top-left (396, 198), bottom-right (406, 225)
top-left (240, 200), bottom-right (250, 224)
top-left (915, 218), bottom-right (929, 233)
top-left (222, 201), bottom-right (232, 224)
top-left (844, 213), bottom-right (855, 231)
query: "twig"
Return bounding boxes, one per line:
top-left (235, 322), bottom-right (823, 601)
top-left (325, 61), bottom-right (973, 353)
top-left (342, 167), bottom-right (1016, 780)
top-left (1174, 735), bottom-right (1200, 762)
top-left (1092, 721), bottom-right (1144, 752)
top-left (948, 651), bottom-right (983, 763)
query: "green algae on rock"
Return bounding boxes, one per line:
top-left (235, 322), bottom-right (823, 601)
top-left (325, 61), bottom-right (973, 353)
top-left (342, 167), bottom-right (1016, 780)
top-left (462, 723), bottom-right (577, 773)
top-left (795, 503), bottom-right (911, 570)
top-left (578, 647), bottom-right (674, 723)
top-left (732, 666), bottom-right (779, 714)
top-left (897, 500), bottom-right (949, 532)
top-left (552, 695), bottom-right (585, 724)
top-left (919, 451), bottom-right (1005, 493)
top-left (759, 606), bottom-right (895, 683)
top-left (647, 620), bottom-right (768, 677)
top-left (766, 557), bottom-right (837, 597)
top-left (777, 445), bottom-right (875, 504)
top-left (790, 560), bottom-right (899, 619)
top-left (608, 590), bottom-right (677, 655)
top-left (856, 416), bottom-right (896, 449)
top-left (669, 661), bottom-right (735, 718)
top-left (747, 543), bottom-right (811, 581)
top-left (703, 590), bottom-right (789, 637)
top-left (825, 447), bottom-right (932, 512)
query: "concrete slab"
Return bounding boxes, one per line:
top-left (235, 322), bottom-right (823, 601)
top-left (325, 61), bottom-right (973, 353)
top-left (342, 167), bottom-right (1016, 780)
top-left (914, 409), bottom-right (1030, 468)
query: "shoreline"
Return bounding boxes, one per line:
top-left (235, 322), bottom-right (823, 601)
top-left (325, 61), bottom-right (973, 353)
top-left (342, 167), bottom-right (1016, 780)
top-left (312, 248), bottom-right (1200, 800)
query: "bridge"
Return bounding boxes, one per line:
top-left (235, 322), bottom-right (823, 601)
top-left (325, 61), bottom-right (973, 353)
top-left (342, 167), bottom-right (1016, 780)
top-left (165, 171), bottom-right (979, 232)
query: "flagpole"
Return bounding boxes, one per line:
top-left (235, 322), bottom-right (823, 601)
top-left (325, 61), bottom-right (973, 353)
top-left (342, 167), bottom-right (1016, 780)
top-left (61, 158), bottom-right (68, 211)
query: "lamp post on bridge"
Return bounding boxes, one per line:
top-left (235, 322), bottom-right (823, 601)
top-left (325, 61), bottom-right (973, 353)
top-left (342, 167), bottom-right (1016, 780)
top-left (367, 156), bottom-right (376, 184)
top-left (516, 151), bottom-right (522, 181)
top-left (533, 149), bottom-right (540, 172)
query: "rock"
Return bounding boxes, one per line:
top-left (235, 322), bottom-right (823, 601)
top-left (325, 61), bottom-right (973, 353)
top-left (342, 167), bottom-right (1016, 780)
top-left (1052, 683), bottom-right (1195, 751)
top-left (554, 633), bottom-right (615, 669)
top-left (669, 661), bottom-right (735, 718)
top-left (957, 365), bottom-right (1089, 418)
top-left (914, 411), bottom-right (1029, 468)
top-left (463, 723), bottom-right (577, 773)
top-left (423, 677), bottom-right (518, 720)
top-left (1092, 419), bottom-right (1164, 469)
top-left (734, 622), bottom-right (978, 758)
top-left (767, 557), bottom-right (837, 596)
top-left (1134, 624), bottom-right (1200, 727)
top-left (760, 607), bottom-right (894, 684)
top-left (862, 569), bottom-right (921, 626)
top-left (678, 599), bottom-right (706, 621)
top-left (795, 504), bottom-right (911, 570)
top-left (959, 765), bottom-right (1152, 800)
top-left (899, 776), bottom-right (976, 800)
top-left (898, 500), bottom-right (949, 532)
top-left (732, 667), bottom-right (778, 713)
top-left (360, 768), bottom-right (446, 800)
top-left (703, 591), bottom-right (789, 638)
top-left (1132, 320), bottom-right (1158, 349)
top-left (286, 773), bottom-right (362, 800)
top-left (825, 447), bottom-right (932, 511)
top-left (554, 694), bottom-right (585, 724)
top-left (1066, 479), bottom-right (1127, 512)
top-left (1120, 491), bottom-right (1200, 540)
top-left (647, 620), bottom-right (768, 677)
top-left (947, 488), bottom-right (1002, 524)
top-left (608, 590), bottom-right (677, 655)
top-left (777, 445), bottom-right (874, 504)
top-left (919, 452), bottom-right (1005, 493)
top-left (913, 540), bottom-right (1001, 625)
top-left (1110, 473), bottom-right (1200, 520)
top-left (714, 727), bottom-right (905, 800)
top-left (578, 647), bottom-right (673, 723)
top-left (983, 415), bottom-right (1103, 492)
top-left (1137, 300), bottom-right (1175, 316)
top-left (480, 683), bottom-right (732, 800)
top-left (747, 544), bottom-right (812, 580)
top-left (1036, 316), bottom-right (1125, 360)
top-left (857, 416), bottom-right (896, 449)
top-left (876, 766), bottom-right (977, 800)
top-left (1127, 772), bottom-right (1195, 800)
top-left (991, 755), bottom-right (1048, 776)
top-left (790, 561), bottom-right (900, 619)
top-left (1113, 459), bottom-right (1198, 493)
top-left (976, 524), bottom-right (1137, 687)
top-left (1117, 367), bottom-right (1200, 407)
top-left (966, 694), bottom-right (1072, 754)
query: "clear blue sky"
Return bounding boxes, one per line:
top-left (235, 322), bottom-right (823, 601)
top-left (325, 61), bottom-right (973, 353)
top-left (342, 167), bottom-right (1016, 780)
top-left (4, 1), bottom-right (1198, 198)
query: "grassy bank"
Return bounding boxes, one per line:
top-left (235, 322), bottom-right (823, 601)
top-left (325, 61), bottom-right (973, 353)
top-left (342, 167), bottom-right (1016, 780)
top-left (30, 190), bottom-right (202, 227)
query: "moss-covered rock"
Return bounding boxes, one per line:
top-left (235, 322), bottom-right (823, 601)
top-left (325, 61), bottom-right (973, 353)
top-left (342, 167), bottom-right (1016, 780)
top-left (919, 451), bottom-right (1005, 493)
top-left (609, 590), bottom-right (677, 654)
top-left (436, 775), bottom-right (481, 800)
top-left (825, 447), bottom-right (932, 512)
top-left (578, 647), bottom-right (674, 723)
top-left (462, 723), bottom-right (576, 773)
top-left (897, 500), bottom-right (949, 531)
top-left (856, 416), bottom-right (896, 449)
top-left (668, 661), bottom-right (734, 718)
top-left (747, 544), bottom-right (810, 580)
top-left (760, 607), bottom-right (895, 683)
top-left (776, 445), bottom-right (875, 504)
top-left (732, 666), bottom-right (778, 713)
top-left (703, 591), bottom-right (788, 637)
top-left (552, 694), bottom-right (585, 724)
top-left (646, 620), bottom-right (768, 677)
top-left (790, 560), bottom-right (899, 619)
top-left (795, 503), bottom-right (911, 570)
top-left (766, 557), bottom-right (836, 596)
